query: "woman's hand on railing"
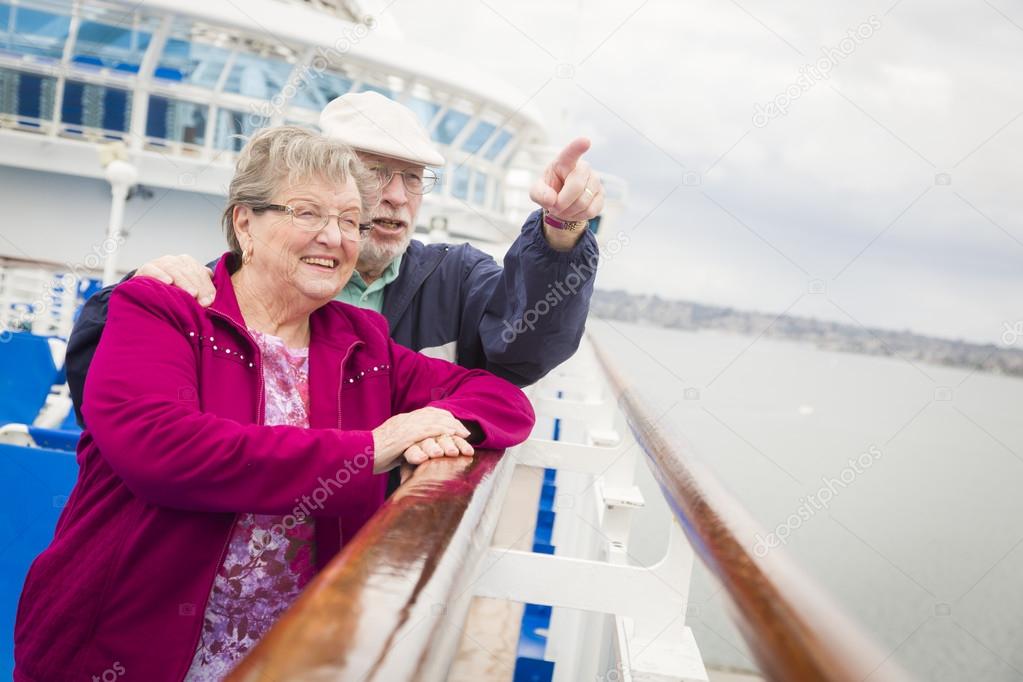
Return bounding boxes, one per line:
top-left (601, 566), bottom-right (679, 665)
top-left (402, 433), bottom-right (474, 464)
top-left (371, 407), bottom-right (471, 473)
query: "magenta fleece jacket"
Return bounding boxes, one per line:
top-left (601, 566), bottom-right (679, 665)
top-left (14, 254), bottom-right (535, 681)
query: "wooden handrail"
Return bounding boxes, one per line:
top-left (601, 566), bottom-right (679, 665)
top-left (590, 336), bottom-right (912, 682)
top-left (226, 450), bottom-right (508, 682)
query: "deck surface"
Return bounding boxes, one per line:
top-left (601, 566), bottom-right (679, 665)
top-left (448, 465), bottom-right (544, 681)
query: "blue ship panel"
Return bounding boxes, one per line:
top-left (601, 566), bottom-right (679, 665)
top-left (539, 482), bottom-right (556, 510)
top-left (0, 443), bottom-right (78, 678)
top-left (0, 332), bottom-right (58, 426)
top-left (533, 510), bottom-right (555, 547)
top-left (513, 656), bottom-right (554, 682)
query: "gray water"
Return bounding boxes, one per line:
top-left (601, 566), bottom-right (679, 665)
top-left (590, 318), bottom-right (1023, 681)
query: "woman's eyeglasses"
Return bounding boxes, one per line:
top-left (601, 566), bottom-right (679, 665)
top-left (254, 203), bottom-right (371, 242)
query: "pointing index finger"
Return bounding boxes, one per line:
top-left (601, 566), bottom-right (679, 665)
top-left (553, 137), bottom-right (591, 177)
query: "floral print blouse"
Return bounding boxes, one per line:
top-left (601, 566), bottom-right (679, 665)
top-left (185, 331), bottom-right (316, 680)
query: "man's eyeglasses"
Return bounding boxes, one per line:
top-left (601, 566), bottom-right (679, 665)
top-left (253, 202), bottom-right (371, 242)
top-left (370, 166), bottom-right (438, 195)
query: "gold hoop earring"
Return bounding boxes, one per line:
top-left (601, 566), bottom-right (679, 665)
top-left (242, 242), bottom-right (254, 265)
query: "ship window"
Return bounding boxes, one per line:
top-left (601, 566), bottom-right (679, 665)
top-left (156, 39), bottom-right (232, 88)
top-left (451, 165), bottom-right (470, 200)
top-left (146, 96), bottom-right (207, 147)
top-left (483, 129), bottom-right (513, 161)
top-left (290, 71), bottom-right (352, 110)
top-left (7, 5), bottom-right (71, 61)
top-left (462, 121), bottom-right (495, 154)
top-left (215, 109), bottom-right (268, 152)
top-left (222, 52), bottom-right (293, 99)
top-left (72, 19), bottom-right (151, 71)
top-left (0, 4), bottom-right (9, 32)
top-left (358, 84), bottom-right (392, 99)
top-left (407, 98), bottom-right (439, 128)
top-left (61, 81), bottom-right (132, 136)
top-left (284, 118), bottom-right (319, 132)
top-left (472, 171), bottom-right (487, 205)
top-left (0, 67), bottom-right (57, 121)
top-left (491, 180), bottom-right (504, 211)
top-left (432, 108), bottom-right (469, 145)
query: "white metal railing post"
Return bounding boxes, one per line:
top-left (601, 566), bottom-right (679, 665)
top-left (480, 338), bottom-right (707, 682)
top-left (546, 349), bottom-right (609, 682)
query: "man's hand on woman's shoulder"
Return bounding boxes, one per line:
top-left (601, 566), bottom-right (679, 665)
top-left (134, 254), bottom-right (216, 307)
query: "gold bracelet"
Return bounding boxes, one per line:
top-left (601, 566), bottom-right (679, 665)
top-left (542, 209), bottom-right (588, 232)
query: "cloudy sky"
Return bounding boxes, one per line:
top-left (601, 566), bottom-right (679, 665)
top-left (388, 0), bottom-right (1023, 345)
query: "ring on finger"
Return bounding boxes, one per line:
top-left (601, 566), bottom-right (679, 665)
top-left (584, 187), bottom-right (595, 199)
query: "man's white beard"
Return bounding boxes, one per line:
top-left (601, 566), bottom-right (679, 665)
top-left (357, 230), bottom-right (412, 274)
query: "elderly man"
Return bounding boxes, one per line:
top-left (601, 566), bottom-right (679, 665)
top-left (66, 92), bottom-right (603, 424)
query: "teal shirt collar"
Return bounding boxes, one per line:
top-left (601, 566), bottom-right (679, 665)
top-left (337, 253), bottom-right (403, 312)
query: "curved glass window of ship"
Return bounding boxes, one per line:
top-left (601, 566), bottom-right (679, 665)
top-left (146, 97), bottom-right (208, 148)
top-left (432, 108), bottom-right (470, 145)
top-left (289, 71), bottom-right (352, 111)
top-left (491, 180), bottom-right (504, 211)
top-left (215, 109), bottom-right (268, 152)
top-left (406, 98), bottom-right (439, 129)
top-left (358, 83), bottom-right (393, 99)
top-left (156, 35), bottom-right (232, 88)
top-left (472, 171), bottom-right (488, 205)
top-left (61, 81), bottom-right (132, 137)
top-left (2, 2), bottom-right (71, 61)
top-left (222, 52), bottom-right (294, 99)
top-left (0, 67), bottom-right (57, 124)
top-left (72, 17), bottom-right (153, 71)
top-left (451, 165), bottom-right (470, 200)
top-left (283, 118), bottom-right (319, 132)
top-left (462, 120), bottom-right (495, 154)
top-left (483, 128), bottom-right (513, 161)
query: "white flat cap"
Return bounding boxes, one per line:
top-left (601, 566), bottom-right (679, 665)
top-left (319, 92), bottom-right (446, 167)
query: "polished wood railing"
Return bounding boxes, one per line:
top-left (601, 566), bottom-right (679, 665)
top-left (590, 337), bottom-right (912, 682)
top-left (226, 450), bottom-right (510, 682)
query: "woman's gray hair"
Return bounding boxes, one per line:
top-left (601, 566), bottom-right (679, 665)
top-left (221, 126), bottom-right (379, 258)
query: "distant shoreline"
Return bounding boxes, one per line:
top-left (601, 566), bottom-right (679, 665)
top-left (591, 289), bottom-right (1023, 379)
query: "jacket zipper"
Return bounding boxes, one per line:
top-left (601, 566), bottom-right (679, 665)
top-left (180, 316), bottom-right (359, 672)
top-left (177, 514), bottom-right (237, 680)
top-left (337, 340), bottom-right (363, 429)
top-left (179, 310), bottom-right (264, 679)
top-left (207, 308), bottom-right (266, 424)
top-left (334, 339), bottom-right (363, 550)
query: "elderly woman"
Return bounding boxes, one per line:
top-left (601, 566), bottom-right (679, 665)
top-left (14, 127), bottom-right (535, 682)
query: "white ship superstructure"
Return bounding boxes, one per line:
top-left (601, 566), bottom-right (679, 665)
top-left (0, 0), bottom-right (629, 335)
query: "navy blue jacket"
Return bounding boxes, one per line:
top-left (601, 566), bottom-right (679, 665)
top-left (66, 210), bottom-right (597, 425)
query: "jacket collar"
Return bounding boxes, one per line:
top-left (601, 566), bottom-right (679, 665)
top-left (209, 252), bottom-right (246, 328)
top-left (381, 239), bottom-right (448, 330)
top-left (209, 251), bottom-right (364, 354)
